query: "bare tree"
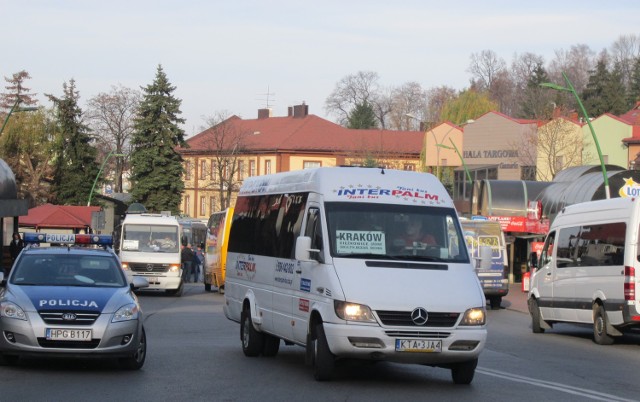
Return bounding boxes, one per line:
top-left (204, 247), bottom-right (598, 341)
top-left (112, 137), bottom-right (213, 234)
top-left (325, 71), bottom-right (382, 126)
top-left (610, 34), bottom-right (640, 89)
top-left (424, 86), bottom-right (457, 125)
top-left (548, 44), bottom-right (596, 95)
top-left (387, 82), bottom-right (428, 130)
top-left (85, 85), bottom-right (141, 193)
top-left (196, 111), bottom-right (250, 210)
top-left (510, 52), bottom-right (546, 117)
top-left (468, 50), bottom-right (507, 91)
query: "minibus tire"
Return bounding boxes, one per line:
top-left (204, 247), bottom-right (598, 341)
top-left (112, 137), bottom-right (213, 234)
top-left (313, 324), bottom-right (335, 381)
top-left (593, 305), bottom-right (614, 345)
top-left (262, 334), bottom-right (280, 357)
top-left (241, 310), bottom-right (263, 357)
top-left (451, 358), bottom-right (477, 385)
top-left (530, 298), bottom-right (545, 333)
top-left (489, 296), bottom-right (501, 310)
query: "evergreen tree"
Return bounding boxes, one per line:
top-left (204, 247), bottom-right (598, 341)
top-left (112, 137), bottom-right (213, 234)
top-left (347, 101), bottom-right (377, 129)
top-left (605, 63), bottom-right (628, 115)
top-left (130, 65), bottom-right (186, 213)
top-left (628, 57), bottom-right (640, 106)
top-left (519, 62), bottom-right (554, 119)
top-left (46, 79), bottom-right (100, 205)
top-left (582, 59), bottom-right (610, 116)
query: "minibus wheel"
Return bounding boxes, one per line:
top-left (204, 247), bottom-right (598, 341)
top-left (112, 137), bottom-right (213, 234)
top-left (593, 304), bottom-right (614, 345)
top-left (241, 309), bottom-right (263, 356)
top-left (451, 358), bottom-right (477, 385)
top-left (489, 296), bottom-right (501, 310)
top-left (529, 298), bottom-right (545, 333)
top-left (313, 324), bottom-right (335, 381)
top-left (262, 334), bottom-right (280, 357)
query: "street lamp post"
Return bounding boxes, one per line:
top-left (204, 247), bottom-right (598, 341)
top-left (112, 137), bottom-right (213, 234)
top-left (87, 151), bottom-right (125, 206)
top-left (540, 72), bottom-right (610, 199)
top-left (437, 139), bottom-right (473, 185)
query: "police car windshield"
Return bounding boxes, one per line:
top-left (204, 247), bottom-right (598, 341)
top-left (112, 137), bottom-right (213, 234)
top-left (11, 254), bottom-right (127, 287)
top-left (325, 202), bottom-right (469, 263)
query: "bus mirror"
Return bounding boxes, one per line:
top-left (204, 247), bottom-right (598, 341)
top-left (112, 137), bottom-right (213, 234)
top-left (528, 252), bottom-right (538, 270)
top-left (295, 236), bottom-right (319, 261)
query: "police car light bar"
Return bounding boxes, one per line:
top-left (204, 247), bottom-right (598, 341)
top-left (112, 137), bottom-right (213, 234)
top-left (23, 233), bottom-right (113, 246)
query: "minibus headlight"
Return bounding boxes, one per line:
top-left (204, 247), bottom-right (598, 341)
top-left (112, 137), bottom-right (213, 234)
top-left (334, 301), bottom-right (377, 322)
top-left (460, 307), bottom-right (486, 326)
top-left (121, 262), bottom-right (130, 271)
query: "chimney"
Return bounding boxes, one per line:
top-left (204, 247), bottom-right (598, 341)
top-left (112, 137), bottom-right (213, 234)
top-left (258, 108), bottom-right (272, 119)
top-left (288, 106), bottom-right (293, 117)
top-left (291, 102), bottom-right (309, 118)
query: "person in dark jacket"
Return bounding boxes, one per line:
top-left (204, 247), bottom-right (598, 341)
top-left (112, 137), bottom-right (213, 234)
top-left (9, 232), bottom-right (24, 261)
top-left (181, 244), bottom-right (194, 283)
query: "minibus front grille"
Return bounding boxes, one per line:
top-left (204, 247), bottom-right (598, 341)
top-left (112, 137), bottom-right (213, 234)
top-left (384, 330), bottom-right (451, 339)
top-left (376, 310), bottom-right (460, 327)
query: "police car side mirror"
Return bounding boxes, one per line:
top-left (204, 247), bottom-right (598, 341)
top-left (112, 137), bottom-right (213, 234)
top-left (295, 236), bottom-right (319, 262)
top-left (131, 276), bottom-right (149, 290)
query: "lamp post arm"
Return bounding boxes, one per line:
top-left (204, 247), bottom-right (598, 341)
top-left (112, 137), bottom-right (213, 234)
top-left (0, 98), bottom-right (20, 136)
top-left (87, 151), bottom-right (124, 206)
top-left (448, 139), bottom-right (473, 185)
top-left (561, 72), bottom-right (609, 198)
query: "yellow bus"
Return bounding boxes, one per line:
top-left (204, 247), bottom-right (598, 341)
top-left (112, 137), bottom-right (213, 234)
top-left (204, 208), bottom-right (233, 292)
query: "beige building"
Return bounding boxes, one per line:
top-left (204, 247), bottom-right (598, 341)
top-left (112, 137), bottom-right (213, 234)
top-left (178, 105), bottom-right (424, 220)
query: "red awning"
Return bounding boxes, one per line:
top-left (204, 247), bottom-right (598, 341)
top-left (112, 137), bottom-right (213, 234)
top-left (19, 203), bottom-right (101, 230)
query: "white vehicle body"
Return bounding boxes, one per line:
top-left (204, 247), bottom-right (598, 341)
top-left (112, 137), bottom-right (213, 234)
top-left (224, 167), bottom-right (487, 383)
top-left (118, 213), bottom-right (183, 295)
top-left (528, 197), bottom-right (640, 344)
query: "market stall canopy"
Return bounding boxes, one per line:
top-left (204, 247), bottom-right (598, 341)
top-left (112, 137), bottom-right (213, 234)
top-left (19, 203), bottom-right (101, 230)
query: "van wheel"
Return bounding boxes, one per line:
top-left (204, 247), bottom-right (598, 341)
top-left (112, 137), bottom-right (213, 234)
top-left (262, 333), bottom-right (280, 357)
top-left (489, 296), bottom-right (501, 310)
top-left (451, 358), bottom-right (477, 385)
top-left (166, 281), bottom-right (183, 297)
top-left (529, 298), bottom-right (545, 333)
top-left (313, 324), bottom-right (335, 381)
top-left (593, 304), bottom-right (615, 345)
top-left (241, 310), bottom-right (263, 357)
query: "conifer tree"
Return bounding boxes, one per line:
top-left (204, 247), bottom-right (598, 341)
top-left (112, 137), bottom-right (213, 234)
top-left (605, 63), bottom-right (628, 115)
top-left (628, 58), bottom-right (640, 106)
top-left (347, 101), bottom-right (378, 129)
top-left (47, 79), bottom-right (100, 205)
top-left (581, 58), bottom-right (609, 117)
top-left (130, 65), bottom-right (186, 213)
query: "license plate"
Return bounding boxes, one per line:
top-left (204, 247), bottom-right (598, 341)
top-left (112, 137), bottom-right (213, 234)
top-left (147, 276), bottom-right (158, 283)
top-left (395, 339), bottom-right (442, 353)
top-left (46, 328), bottom-right (92, 341)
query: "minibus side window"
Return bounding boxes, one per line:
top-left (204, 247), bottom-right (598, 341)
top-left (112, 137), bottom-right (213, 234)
top-left (540, 231), bottom-right (555, 267)
top-left (304, 208), bottom-right (324, 263)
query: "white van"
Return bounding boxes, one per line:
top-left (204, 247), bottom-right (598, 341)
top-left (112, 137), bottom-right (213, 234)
top-left (528, 197), bottom-right (640, 344)
top-left (117, 212), bottom-right (184, 296)
top-left (223, 167), bottom-right (487, 384)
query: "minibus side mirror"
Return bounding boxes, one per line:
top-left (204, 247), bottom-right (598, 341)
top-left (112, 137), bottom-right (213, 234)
top-left (295, 236), bottom-right (320, 262)
top-left (528, 252), bottom-right (538, 270)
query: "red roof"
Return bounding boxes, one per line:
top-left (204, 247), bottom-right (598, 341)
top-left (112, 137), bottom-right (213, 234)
top-left (619, 102), bottom-right (640, 125)
top-left (19, 203), bottom-right (101, 230)
top-left (182, 114), bottom-right (423, 155)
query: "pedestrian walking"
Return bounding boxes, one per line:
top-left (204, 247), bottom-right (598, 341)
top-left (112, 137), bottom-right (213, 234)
top-left (181, 244), bottom-right (194, 283)
top-left (7, 232), bottom-right (24, 275)
top-left (194, 243), bottom-right (205, 283)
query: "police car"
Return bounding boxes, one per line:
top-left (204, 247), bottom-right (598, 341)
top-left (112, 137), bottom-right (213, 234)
top-left (0, 233), bottom-right (148, 369)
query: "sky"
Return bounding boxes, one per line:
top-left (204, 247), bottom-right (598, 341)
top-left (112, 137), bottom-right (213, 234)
top-left (2, 0), bottom-right (640, 137)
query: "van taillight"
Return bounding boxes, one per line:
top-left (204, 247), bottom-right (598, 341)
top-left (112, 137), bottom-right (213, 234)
top-left (624, 266), bottom-right (636, 300)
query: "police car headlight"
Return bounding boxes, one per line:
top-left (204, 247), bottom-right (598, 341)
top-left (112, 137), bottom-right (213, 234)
top-left (112, 303), bottom-right (140, 322)
top-left (460, 307), bottom-right (486, 326)
top-left (0, 301), bottom-right (27, 321)
top-left (334, 301), bottom-right (376, 322)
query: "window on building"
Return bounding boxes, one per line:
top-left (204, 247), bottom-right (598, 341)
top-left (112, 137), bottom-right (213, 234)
top-left (184, 161), bottom-right (191, 180)
top-left (184, 195), bottom-right (190, 216)
top-left (303, 161), bottom-right (321, 169)
top-left (249, 160), bottom-right (256, 177)
top-left (210, 197), bottom-right (216, 213)
top-left (238, 160), bottom-right (244, 180)
top-left (210, 160), bottom-right (216, 180)
top-left (265, 160), bottom-right (272, 174)
top-left (200, 160), bottom-right (207, 180)
top-left (200, 196), bottom-right (206, 216)
top-left (404, 164), bottom-right (416, 171)
top-left (521, 166), bottom-right (537, 181)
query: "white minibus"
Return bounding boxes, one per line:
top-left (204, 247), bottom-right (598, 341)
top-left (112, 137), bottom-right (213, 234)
top-left (528, 197), bottom-right (640, 344)
top-left (224, 167), bottom-right (487, 384)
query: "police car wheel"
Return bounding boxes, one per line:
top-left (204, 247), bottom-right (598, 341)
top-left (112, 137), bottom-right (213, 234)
top-left (0, 354), bottom-right (19, 366)
top-left (451, 358), bottom-right (477, 385)
top-left (241, 310), bottom-right (263, 357)
top-left (313, 324), bottom-right (334, 381)
top-left (119, 327), bottom-right (147, 370)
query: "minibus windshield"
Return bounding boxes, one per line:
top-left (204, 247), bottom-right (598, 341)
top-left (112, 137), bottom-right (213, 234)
top-left (325, 202), bottom-right (469, 263)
